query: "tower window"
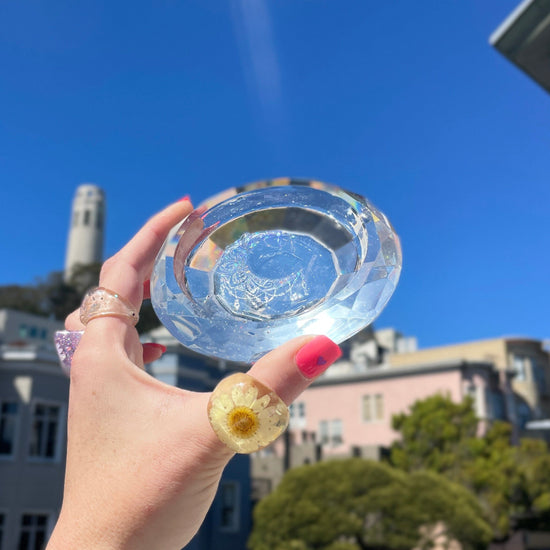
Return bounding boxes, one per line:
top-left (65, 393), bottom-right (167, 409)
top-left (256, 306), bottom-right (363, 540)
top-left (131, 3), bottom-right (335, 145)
top-left (73, 212), bottom-right (79, 227)
top-left (83, 210), bottom-right (91, 226)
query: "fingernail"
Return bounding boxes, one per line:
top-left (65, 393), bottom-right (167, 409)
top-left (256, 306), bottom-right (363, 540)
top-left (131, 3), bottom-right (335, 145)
top-left (178, 195), bottom-right (191, 203)
top-left (295, 335), bottom-right (342, 379)
top-left (147, 342), bottom-right (167, 353)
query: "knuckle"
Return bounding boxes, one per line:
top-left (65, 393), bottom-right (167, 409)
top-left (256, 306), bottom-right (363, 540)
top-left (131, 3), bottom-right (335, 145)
top-left (99, 255), bottom-right (119, 279)
top-left (64, 311), bottom-right (80, 330)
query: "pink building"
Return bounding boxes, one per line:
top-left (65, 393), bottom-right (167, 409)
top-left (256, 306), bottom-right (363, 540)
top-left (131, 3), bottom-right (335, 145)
top-left (252, 335), bottom-right (518, 498)
top-left (286, 358), bottom-right (514, 456)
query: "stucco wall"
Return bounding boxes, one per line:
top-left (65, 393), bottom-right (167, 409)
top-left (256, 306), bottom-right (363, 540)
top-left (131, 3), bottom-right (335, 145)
top-left (293, 368), bottom-right (465, 453)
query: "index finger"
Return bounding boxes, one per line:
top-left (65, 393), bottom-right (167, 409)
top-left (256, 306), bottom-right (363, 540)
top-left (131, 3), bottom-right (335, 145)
top-left (248, 335), bottom-right (343, 405)
top-left (65, 198), bottom-right (193, 331)
top-left (97, 198), bottom-right (193, 312)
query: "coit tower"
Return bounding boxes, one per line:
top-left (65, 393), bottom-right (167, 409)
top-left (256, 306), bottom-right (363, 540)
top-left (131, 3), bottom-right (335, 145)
top-left (64, 184), bottom-right (105, 282)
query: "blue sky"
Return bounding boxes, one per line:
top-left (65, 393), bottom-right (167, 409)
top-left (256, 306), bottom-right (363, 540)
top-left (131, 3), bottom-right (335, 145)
top-left (1, 1), bottom-right (549, 350)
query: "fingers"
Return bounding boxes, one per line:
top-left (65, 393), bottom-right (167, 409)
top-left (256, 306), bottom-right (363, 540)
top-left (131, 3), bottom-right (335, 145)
top-left (64, 199), bottom-right (192, 332)
top-left (142, 342), bottom-right (167, 364)
top-left (62, 199), bottom-right (193, 377)
top-left (98, 199), bottom-right (193, 311)
top-left (65, 309), bottom-right (84, 331)
top-left (202, 335), bottom-right (342, 457)
top-left (143, 280), bottom-right (151, 301)
top-left (247, 335), bottom-right (342, 405)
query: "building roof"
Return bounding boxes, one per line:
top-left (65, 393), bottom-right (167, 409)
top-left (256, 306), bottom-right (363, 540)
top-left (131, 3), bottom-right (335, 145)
top-left (313, 357), bottom-right (503, 387)
top-left (490, 0), bottom-right (550, 93)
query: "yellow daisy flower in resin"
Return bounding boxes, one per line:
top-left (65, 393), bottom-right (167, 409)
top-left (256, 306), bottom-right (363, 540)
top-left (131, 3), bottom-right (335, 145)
top-left (208, 373), bottom-right (289, 453)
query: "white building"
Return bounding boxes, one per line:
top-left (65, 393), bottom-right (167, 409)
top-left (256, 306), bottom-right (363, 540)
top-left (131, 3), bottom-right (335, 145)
top-left (0, 310), bottom-right (68, 549)
top-left (0, 309), bottom-right (64, 349)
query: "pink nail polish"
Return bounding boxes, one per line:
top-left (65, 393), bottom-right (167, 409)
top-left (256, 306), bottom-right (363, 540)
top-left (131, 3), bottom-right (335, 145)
top-left (295, 335), bottom-right (342, 379)
top-left (178, 195), bottom-right (191, 203)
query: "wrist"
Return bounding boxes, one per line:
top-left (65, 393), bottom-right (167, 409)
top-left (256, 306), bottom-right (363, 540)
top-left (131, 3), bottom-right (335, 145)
top-left (47, 516), bottom-right (126, 550)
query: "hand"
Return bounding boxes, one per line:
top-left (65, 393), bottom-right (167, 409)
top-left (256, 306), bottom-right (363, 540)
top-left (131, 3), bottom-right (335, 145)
top-left (47, 199), bottom-right (341, 550)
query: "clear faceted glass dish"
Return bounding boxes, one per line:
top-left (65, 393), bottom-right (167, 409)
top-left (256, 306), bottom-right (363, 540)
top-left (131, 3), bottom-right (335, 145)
top-left (151, 178), bottom-right (402, 364)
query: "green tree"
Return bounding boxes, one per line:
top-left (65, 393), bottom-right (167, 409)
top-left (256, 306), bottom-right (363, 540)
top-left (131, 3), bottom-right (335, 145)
top-left (390, 395), bottom-right (550, 539)
top-left (43, 270), bottom-right (85, 320)
top-left (248, 459), bottom-right (492, 550)
top-left (0, 263), bottom-right (161, 333)
top-left (0, 264), bottom-right (100, 321)
top-left (0, 285), bottom-right (44, 316)
top-left (390, 394), bottom-right (478, 477)
top-left (464, 422), bottom-right (550, 536)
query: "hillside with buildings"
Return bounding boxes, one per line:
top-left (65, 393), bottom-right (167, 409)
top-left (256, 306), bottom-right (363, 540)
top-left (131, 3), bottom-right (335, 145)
top-left (2, 181), bottom-right (550, 549)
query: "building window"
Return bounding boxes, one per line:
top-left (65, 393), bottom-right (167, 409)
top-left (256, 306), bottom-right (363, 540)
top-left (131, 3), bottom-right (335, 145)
top-left (512, 355), bottom-right (529, 382)
top-left (96, 208), bottom-right (103, 230)
top-left (362, 396), bottom-right (372, 422)
top-left (362, 394), bottom-right (384, 422)
top-left (0, 402), bottom-right (18, 457)
top-left (465, 384), bottom-right (484, 417)
top-left (28, 403), bottom-right (61, 460)
top-left (18, 514), bottom-right (49, 550)
top-left (533, 360), bottom-right (547, 394)
top-left (83, 210), bottom-right (91, 226)
top-left (319, 420), bottom-right (329, 445)
top-left (289, 402), bottom-right (306, 419)
top-left (219, 481), bottom-right (240, 532)
top-left (72, 211), bottom-right (79, 227)
top-left (318, 419), bottom-right (343, 446)
top-left (489, 391), bottom-right (506, 420)
top-left (375, 394), bottom-right (384, 420)
top-left (516, 399), bottom-right (532, 429)
top-left (331, 419), bottom-right (343, 445)
top-left (19, 325), bottom-right (28, 338)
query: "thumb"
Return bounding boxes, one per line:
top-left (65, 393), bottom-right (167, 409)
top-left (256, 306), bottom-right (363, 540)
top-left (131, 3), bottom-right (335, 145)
top-left (247, 335), bottom-right (342, 405)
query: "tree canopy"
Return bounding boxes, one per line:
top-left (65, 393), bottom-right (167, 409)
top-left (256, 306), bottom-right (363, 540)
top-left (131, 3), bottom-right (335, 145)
top-left (390, 394), bottom-right (550, 538)
top-left (248, 458), bottom-right (492, 550)
top-left (251, 395), bottom-right (550, 549)
top-left (0, 263), bottom-right (160, 333)
top-left (390, 393), bottom-right (478, 477)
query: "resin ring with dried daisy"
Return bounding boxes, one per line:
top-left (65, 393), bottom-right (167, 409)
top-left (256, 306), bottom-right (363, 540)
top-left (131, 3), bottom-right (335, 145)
top-left (207, 372), bottom-right (289, 454)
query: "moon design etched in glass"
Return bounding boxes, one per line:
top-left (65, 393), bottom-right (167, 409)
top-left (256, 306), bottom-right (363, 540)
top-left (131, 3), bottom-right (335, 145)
top-left (151, 178), bottom-right (402, 364)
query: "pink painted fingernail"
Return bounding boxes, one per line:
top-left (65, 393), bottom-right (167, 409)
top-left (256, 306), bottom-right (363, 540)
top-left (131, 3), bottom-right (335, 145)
top-left (178, 195), bottom-right (191, 203)
top-left (295, 335), bottom-right (342, 379)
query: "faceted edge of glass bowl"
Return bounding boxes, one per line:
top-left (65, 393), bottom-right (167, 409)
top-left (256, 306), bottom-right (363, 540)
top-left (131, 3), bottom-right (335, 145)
top-left (151, 179), bottom-right (402, 363)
